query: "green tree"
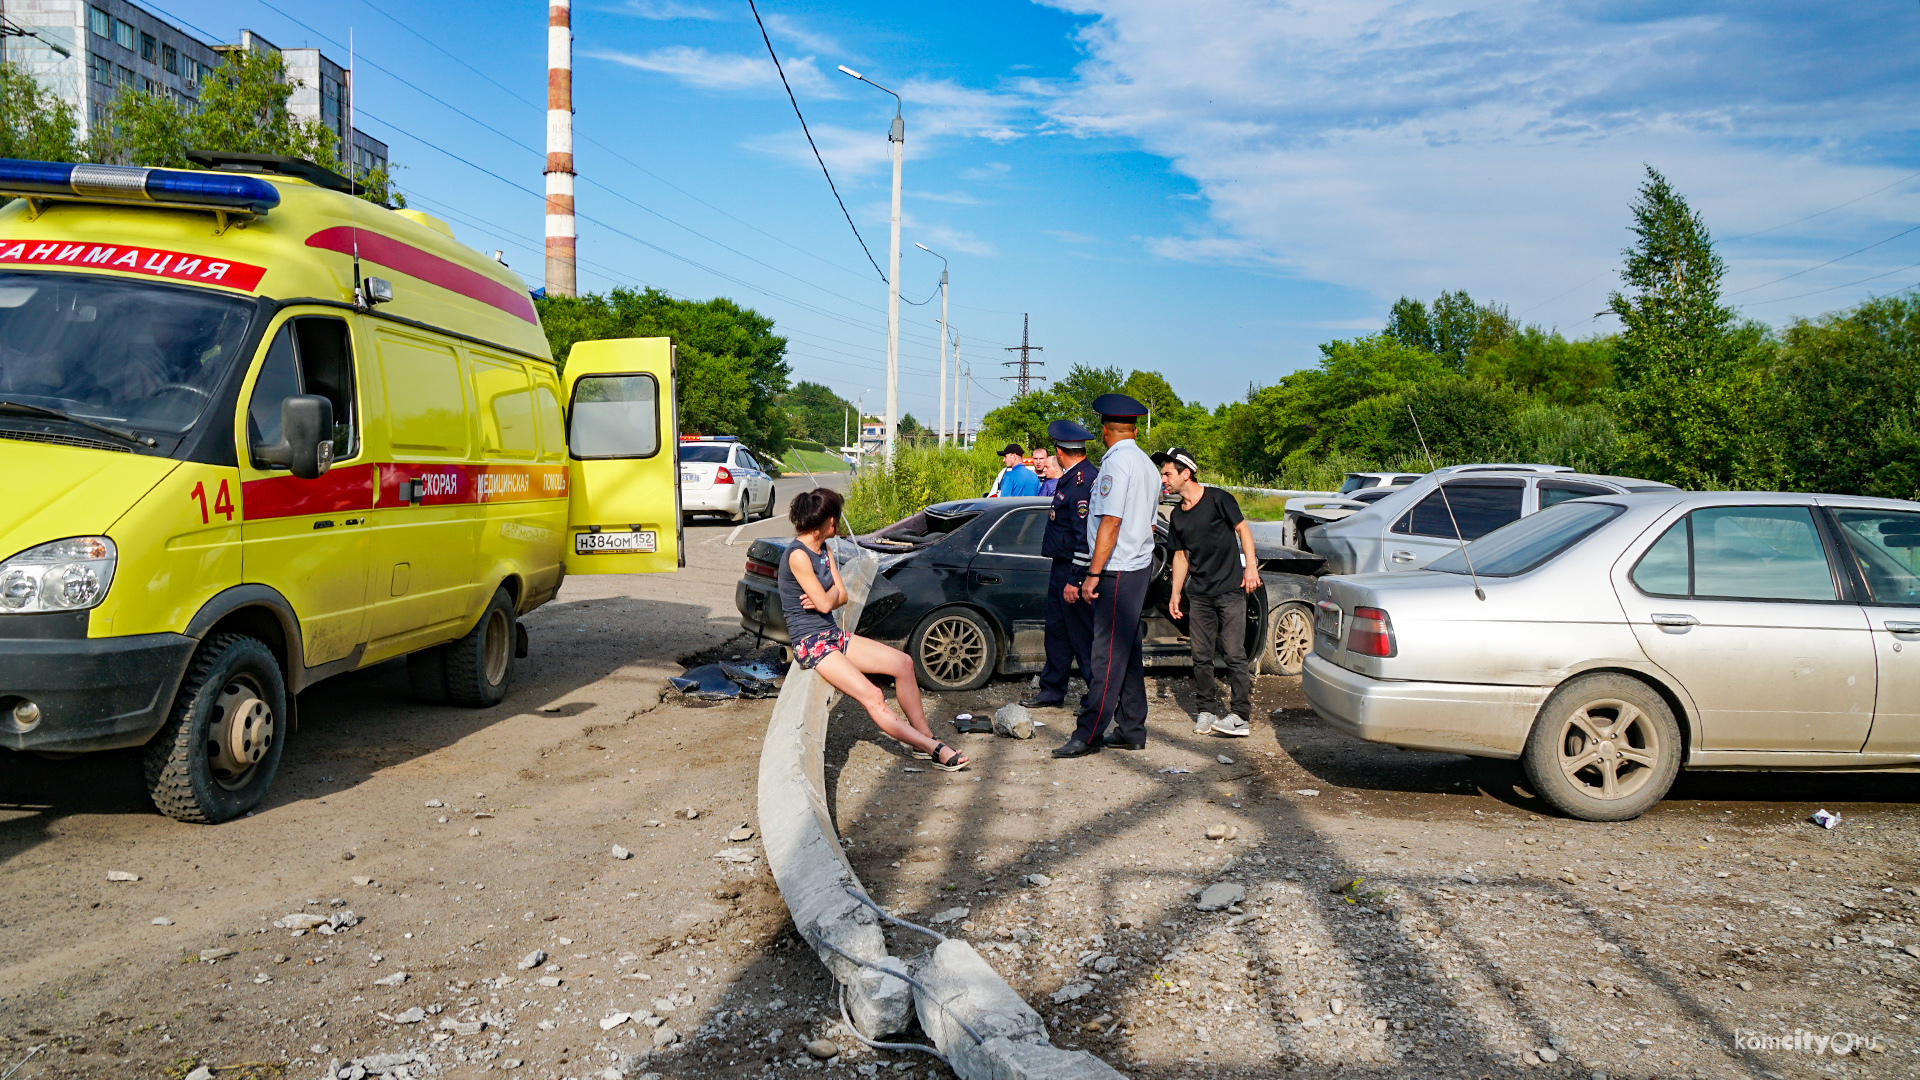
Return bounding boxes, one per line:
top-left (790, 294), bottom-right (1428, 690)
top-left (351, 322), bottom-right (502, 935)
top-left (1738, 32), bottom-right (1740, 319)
top-left (1385, 291), bottom-right (1516, 370)
top-left (1606, 166), bottom-right (1769, 486)
top-left (99, 49), bottom-right (398, 204)
top-left (781, 380), bottom-right (855, 446)
top-left (1767, 291), bottom-right (1920, 500)
top-left (1467, 327), bottom-right (1616, 405)
top-left (1121, 369), bottom-right (1182, 427)
top-left (979, 389), bottom-right (1077, 455)
top-left (1051, 363), bottom-right (1126, 430)
top-left (1, 60), bottom-right (84, 161)
top-left (537, 286), bottom-right (792, 454)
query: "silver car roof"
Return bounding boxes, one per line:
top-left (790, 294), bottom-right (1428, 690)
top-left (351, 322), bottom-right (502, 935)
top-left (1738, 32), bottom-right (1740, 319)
top-left (1316, 470), bottom-right (1669, 537)
top-left (1590, 490), bottom-right (1920, 512)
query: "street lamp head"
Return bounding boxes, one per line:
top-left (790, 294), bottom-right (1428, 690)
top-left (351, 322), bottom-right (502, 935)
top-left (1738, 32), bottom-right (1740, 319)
top-left (915, 243), bottom-right (931, 253)
top-left (837, 65), bottom-right (863, 80)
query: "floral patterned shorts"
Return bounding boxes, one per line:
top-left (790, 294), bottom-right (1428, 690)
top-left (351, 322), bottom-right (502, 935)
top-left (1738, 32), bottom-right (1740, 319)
top-left (793, 627), bottom-right (853, 670)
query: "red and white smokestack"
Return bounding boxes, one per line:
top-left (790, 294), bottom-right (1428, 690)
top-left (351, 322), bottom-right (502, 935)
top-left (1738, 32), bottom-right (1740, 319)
top-left (544, 0), bottom-right (577, 297)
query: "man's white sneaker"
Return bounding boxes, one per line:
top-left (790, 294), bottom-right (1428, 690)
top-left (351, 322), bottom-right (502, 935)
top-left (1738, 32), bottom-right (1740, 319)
top-left (1213, 713), bottom-right (1251, 737)
top-left (1194, 712), bottom-right (1217, 735)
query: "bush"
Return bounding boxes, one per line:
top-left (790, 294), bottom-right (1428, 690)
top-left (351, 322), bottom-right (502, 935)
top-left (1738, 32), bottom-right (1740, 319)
top-left (786, 438), bottom-right (826, 453)
top-left (843, 447), bottom-right (1002, 533)
top-left (1387, 377), bottom-right (1524, 461)
top-left (1503, 404), bottom-right (1621, 475)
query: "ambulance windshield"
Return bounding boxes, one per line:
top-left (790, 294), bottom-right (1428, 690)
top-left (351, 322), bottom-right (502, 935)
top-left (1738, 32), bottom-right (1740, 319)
top-left (0, 271), bottom-right (256, 439)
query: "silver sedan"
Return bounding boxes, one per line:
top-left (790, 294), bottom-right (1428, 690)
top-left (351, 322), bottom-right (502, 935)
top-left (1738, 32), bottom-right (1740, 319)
top-left (1302, 490), bottom-right (1920, 820)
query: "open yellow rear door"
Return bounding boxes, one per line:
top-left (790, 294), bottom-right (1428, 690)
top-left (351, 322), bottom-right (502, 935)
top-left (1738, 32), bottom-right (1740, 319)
top-left (561, 338), bottom-right (683, 575)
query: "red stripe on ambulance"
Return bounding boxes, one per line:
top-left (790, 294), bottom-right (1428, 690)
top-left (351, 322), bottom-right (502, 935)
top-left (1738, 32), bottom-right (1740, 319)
top-left (240, 463), bottom-right (568, 521)
top-left (0, 240), bottom-right (267, 290)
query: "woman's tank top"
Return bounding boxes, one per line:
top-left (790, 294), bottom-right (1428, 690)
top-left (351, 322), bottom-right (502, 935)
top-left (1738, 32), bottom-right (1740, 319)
top-left (777, 539), bottom-right (842, 642)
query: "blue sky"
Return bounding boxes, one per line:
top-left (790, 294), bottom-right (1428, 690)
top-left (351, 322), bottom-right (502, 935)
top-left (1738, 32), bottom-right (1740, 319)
top-left (155, 0), bottom-right (1920, 426)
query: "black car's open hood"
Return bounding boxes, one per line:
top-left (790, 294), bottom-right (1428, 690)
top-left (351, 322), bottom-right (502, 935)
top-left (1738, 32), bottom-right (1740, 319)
top-left (857, 502), bottom-right (986, 552)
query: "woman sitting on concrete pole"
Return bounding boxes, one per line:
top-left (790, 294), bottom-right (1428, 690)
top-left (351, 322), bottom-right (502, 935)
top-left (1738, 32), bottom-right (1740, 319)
top-left (778, 488), bottom-right (969, 771)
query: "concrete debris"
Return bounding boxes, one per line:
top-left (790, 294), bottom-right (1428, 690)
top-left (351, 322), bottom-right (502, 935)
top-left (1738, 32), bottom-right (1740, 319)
top-left (372, 971), bottom-right (407, 987)
top-left (276, 913), bottom-right (329, 930)
top-left (1195, 883), bottom-right (1245, 911)
top-left (1092, 955), bottom-right (1119, 973)
top-left (712, 847), bottom-right (757, 864)
top-left (1022, 873), bottom-right (1053, 888)
top-left (536, 976), bottom-right (563, 988)
top-left (518, 949), bottom-right (547, 970)
top-left (931, 907), bottom-right (970, 924)
top-left (1217, 754), bottom-right (1234, 764)
top-left (184, 1067), bottom-right (213, 1080)
top-left (992, 704), bottom-right (1033, 739)
top-left (680, 807), bottom-right (700, 820)
top-left (106, 870), bottom-right (140, 881)
top-left (611, 845), bottom-right (634, 860)
top-left (728, 825), bottom-right (756, 842)
top-left (652, 1025), bottom-right (680, 1049)
top-left (1050, 981), bottom-right (1094, 1004)
top-left (439, 1019), bottom-right (484, 1036)
top-left (806, 1039), bottom-right (840, 1059)
top-left (1294, 788), bottom-right (1320, 796)
top-left (425, 799), bottom-right (444, 808)
top-left (198, 948), bottom-right (235, 963)
top-left (150, 917), bottom-right (173, 925)
top-left (393, 1007), bottom-right (426, 1024)
top-left (350, 876), bottom-right (374, 887)
top-left (600, 1012), bottom-right (631, 1030)
top-left (1205, 824), bottom-right (1238, 841)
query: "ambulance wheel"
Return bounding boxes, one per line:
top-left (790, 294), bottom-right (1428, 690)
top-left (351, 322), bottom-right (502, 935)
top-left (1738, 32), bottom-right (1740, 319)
top-left (447, 587), bottom-right (517, 707)
top-left (144, 633), bottom-right (287, 824)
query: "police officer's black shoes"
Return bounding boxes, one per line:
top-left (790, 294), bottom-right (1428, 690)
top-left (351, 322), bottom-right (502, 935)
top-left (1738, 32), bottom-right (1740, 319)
top-left (1101, 735), bottom-right (1146, 751)
top-left (1020, 695), bottom-right (1064, 709)
top-left (1051, 738), bottom-right (1102, 758)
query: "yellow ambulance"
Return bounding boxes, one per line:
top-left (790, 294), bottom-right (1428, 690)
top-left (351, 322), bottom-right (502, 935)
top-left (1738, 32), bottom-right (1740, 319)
top-left (0, 154), bottom-right (680, 822)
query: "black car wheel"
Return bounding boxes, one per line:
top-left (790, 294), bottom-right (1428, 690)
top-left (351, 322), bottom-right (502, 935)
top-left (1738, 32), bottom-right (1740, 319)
top-left (909, 607), bottom-right (996, 692)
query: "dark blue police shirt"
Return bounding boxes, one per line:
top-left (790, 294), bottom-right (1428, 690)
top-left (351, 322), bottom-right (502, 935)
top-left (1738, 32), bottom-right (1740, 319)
top-left (1041, 458), bottom-right (1096, 577)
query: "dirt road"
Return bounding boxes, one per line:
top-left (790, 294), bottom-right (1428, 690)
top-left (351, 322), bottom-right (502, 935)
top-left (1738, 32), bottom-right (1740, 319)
top-left (2, 464), bottom-right (1917, 1080)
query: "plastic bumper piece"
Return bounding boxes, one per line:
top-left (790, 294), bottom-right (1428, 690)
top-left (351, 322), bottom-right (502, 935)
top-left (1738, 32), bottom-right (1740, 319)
top-left (0, 632), bottom-right (197, 752)
top-left (1301, 651), bottom-right (1548, 760)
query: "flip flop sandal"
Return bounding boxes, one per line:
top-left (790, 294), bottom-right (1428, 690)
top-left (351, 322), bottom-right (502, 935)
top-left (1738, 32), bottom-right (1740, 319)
top-left (928, 740), bottom-right (969, 773)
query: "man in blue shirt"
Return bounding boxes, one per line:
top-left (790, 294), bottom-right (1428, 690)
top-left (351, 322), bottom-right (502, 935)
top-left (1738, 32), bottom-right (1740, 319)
top-left (989, 444), bottom-right (1041, 497)
top-left (1056, 395), bottom-right (1159, 758)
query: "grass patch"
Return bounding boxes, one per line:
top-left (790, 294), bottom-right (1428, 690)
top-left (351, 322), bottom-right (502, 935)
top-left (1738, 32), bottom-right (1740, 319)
top-left (780, 448), bottom-right (852, 476)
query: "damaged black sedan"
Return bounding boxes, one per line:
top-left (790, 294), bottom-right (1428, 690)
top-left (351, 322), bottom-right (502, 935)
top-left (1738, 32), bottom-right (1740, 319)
top-left (735, 497), bottom-right (1323, 692)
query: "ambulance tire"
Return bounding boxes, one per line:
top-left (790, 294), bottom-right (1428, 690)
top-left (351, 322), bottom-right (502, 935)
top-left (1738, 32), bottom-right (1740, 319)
top-left (143, 633), bottom-right (288, 824)
top-left (446, 587), bottom-right (517, 707)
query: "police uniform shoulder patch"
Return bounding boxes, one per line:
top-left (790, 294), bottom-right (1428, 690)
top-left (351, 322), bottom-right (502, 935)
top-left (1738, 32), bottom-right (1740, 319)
top-left (1077, 500), bottom-right (1089, 517)
top-left (1098, 475), bottom-right (1113, 496)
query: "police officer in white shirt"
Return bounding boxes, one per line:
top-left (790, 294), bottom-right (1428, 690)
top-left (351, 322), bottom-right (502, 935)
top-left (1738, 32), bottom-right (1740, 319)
top-left (1055, 394), bottom-right (1160, 758)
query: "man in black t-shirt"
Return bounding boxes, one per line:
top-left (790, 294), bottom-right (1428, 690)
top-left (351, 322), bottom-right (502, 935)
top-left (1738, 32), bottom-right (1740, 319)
top-left (1154, 447), bottom-right (1260, 737)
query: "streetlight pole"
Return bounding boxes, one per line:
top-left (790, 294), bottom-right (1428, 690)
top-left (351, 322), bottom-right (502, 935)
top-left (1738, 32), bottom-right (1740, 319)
top-left (839, 65), bottom-right (903, 468)
top-left (915, 242), bottom-right (949, 447)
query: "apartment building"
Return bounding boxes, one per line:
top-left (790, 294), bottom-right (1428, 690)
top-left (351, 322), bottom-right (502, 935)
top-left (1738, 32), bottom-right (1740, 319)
top-left (0, 0), bottom-right (386, 174)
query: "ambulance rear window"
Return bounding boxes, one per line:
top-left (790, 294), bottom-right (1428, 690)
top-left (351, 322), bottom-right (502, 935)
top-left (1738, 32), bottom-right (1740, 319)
top-left (0, 271), bottom-right (255, 438)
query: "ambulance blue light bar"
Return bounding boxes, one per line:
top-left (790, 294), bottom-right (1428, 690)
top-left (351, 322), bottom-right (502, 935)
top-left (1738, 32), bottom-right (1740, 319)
top-left (0, 159), bottom-right (279, 214)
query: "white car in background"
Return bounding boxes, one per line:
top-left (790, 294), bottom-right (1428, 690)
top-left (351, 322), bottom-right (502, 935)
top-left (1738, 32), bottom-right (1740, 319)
top-left (679, 437), bottom-right (777, 523)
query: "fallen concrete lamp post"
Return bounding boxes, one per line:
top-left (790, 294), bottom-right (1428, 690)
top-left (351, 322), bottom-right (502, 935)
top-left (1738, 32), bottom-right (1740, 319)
top-left (757, 550), bottom-right (1125, 1079)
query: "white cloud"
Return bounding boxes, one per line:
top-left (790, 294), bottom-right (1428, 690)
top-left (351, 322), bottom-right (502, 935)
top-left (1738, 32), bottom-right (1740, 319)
top-left (587, 45), bottom-right (832, 95)
top-left (1040, 0), bottom-right (1920, 327)
top-left (913, 190), bottom-right (983, 205)
top-left (608, 0), bottom-right (721, 19)
top-left (762, 12), bottom-right (842, 55)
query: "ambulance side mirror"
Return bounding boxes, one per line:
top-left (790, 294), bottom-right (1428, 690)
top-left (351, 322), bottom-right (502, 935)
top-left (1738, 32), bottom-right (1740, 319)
top-left (254, 395), bottom-right (335, 480)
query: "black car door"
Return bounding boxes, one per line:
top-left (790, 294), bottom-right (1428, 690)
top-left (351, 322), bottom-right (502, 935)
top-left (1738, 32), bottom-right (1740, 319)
top-left (968, 507), bottom-right (1052, 671)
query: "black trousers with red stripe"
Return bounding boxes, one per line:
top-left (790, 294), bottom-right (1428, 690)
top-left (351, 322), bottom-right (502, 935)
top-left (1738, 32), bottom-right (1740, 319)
top-left (1070, 566), bottom-right (1149, 746)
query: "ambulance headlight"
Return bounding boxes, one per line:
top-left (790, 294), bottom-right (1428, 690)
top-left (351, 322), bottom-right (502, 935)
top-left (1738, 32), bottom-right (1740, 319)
top-left (0, 537), bottom-right (117, 612)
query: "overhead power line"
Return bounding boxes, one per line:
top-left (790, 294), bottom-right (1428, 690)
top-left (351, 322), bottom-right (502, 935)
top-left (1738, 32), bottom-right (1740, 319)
top-left (1739, 258), bottom-right (1920, 308)
top-left (746, 0), bottom-right (887, 284)
top-left (1727, 222), bottom-right (1920, 296)
top-left (1723, 169), bottom-right (1920, 242)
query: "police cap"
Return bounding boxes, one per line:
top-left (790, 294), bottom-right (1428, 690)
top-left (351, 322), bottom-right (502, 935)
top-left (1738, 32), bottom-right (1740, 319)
top-left (1090, 393), bottom-right (1149, 423)
top-left (1046, 418), bottom-right (1094, 449)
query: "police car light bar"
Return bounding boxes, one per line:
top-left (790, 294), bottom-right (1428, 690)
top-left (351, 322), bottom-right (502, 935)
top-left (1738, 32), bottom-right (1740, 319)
top-left (0, 159), bottom-right (280, 215)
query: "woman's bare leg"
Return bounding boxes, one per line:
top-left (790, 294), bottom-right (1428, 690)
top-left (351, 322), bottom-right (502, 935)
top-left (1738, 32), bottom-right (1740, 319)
top-left (842, 636), bottom-right (930, 737)
top-left (813, 650), bottom-right (942, 757)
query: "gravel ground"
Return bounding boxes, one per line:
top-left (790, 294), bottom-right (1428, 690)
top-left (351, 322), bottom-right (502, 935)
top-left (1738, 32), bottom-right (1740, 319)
top-left (1, 489), bottom-right (1916, 1080)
